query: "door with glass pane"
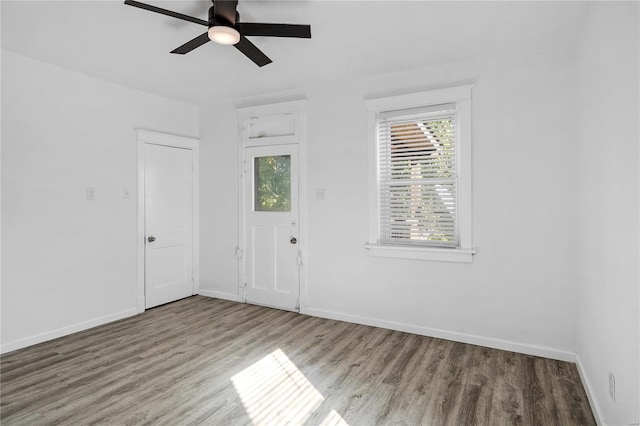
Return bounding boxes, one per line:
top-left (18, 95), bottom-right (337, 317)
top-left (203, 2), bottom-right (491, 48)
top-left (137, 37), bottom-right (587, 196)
top-left (244, 144), bottom-right (299, 311)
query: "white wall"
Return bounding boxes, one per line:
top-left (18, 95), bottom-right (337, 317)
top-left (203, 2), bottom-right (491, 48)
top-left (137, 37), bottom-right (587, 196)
top-left (200, 46), bottom-right (580, 359)
top-left (574, 3), bottom-right (640, 425)
top-left (1, 50), bottom-right (199, 352)
top-left (199, 104), bottom-right (241, 301)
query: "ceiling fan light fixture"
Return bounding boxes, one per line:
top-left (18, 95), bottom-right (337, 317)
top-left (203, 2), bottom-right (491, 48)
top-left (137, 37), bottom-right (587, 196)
top-left (208, 25), bottom-right (240, 45)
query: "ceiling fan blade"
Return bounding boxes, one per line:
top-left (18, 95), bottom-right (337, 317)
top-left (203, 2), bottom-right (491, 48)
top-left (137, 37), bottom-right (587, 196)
top-left (124, 0), bottom-right (208, 26)
top-left (171, 33), bottom-right (211, 55)
top-left (238, 23), bottom-right (311, 38)
top-left (214, 0), bottom-right (238, 24)
top-left (234, 36), bottom-right (272, 67)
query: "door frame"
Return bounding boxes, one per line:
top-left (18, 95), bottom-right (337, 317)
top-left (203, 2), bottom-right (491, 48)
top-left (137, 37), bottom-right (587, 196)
top-left (136, 129), bottom-right (200, 314)
top-left (237, 100), bottom-right (308, 313)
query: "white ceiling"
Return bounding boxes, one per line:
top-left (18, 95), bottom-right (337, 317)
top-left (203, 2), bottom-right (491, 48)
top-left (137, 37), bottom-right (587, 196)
top-left (1, 1), bottom-right (589, 106)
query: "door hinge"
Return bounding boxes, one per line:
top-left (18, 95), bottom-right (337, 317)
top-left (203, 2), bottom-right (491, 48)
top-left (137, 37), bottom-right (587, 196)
top-left (235, 247), bottom-right (244, 259)
top-left (297, 251), bottom-right (303, 266)
top-left (241, 273), bottom-right (247, 288)
top-left (295, 299), bottom-right (300, 311)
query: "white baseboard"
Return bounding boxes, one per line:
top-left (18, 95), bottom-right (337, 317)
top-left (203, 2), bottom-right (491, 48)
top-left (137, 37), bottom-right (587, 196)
top-left (305, 307), bottom-right (576, 362)
top-left (0, 308), bottom-right (137, 355)
top-left (198, 288), bottom-right (240, 302)
top-left (575, 354), bottom-right (606, 426)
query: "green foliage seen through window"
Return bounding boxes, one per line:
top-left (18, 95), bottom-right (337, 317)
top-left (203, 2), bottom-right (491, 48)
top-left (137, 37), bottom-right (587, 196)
top-left (254, 155), bottom-right (291, 212)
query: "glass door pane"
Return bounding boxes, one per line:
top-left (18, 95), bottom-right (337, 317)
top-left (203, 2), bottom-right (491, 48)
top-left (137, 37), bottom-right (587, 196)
top-left (254, 155), bottom-right (291, 212)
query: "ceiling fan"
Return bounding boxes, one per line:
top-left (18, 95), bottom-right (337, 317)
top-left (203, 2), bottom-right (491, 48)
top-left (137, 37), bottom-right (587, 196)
top-left (124, 0), bottom-right (311, 67)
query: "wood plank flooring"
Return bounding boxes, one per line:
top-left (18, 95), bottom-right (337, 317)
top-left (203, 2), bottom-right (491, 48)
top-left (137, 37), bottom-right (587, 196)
top-left (1, 296), bottom-right (595, 425)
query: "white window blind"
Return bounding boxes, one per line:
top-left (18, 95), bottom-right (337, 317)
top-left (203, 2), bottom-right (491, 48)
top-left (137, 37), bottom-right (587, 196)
top-left (377, 103), bottom-right (458, 248)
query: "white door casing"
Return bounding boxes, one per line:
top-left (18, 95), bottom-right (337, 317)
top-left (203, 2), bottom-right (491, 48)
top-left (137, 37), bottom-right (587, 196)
top-left (244, 144), bottom-right (299, 311)
top-left (137, 130), bottom-right (199, 312)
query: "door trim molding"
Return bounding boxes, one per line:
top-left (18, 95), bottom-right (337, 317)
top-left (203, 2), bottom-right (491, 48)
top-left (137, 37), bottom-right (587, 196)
top-left (236, 101), bottom-right (308, 313)
top-left (136, 129), bottom-right (200, 314)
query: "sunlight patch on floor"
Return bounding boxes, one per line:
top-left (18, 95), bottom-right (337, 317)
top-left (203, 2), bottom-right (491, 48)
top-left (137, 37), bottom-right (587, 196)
top-left (231, 348), bottom-right (349, 425)
top-left (320, 409), bottom-right (350, 426)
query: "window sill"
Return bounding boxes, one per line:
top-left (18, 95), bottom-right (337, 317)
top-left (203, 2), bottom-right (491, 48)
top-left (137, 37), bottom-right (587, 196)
top-left (364, 244), bottom-right (476, 263)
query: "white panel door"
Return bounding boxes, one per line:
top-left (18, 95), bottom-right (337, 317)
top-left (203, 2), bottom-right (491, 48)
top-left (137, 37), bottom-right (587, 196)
top-left (145, 143), bottom-right (194, 308)
top-left (245, 144), bottom-right (299, 311)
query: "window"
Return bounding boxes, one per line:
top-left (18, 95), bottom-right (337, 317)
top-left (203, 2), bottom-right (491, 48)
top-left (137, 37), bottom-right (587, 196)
top-left (254, 155), bottom-right (291, 212)
top-left (365, 86), bottom-right (474, 262)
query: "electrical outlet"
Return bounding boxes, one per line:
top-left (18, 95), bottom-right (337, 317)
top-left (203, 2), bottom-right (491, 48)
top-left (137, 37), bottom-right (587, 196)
top-left (608, 371), bottom-right (615, 402)
top-left (316, 188), bottom-right (325, 200)
top-left (86, 187), bottom-right (95, 201)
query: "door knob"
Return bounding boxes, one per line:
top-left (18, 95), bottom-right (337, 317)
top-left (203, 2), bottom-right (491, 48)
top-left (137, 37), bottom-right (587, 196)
top-left (290, 237), bottom-right (297, 244)
top-left (148, 236), bottom-right (156, 242)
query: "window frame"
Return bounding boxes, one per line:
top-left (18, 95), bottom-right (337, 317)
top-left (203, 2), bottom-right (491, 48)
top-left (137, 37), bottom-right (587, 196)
top-left (365, 85), bottom-right (475, 263)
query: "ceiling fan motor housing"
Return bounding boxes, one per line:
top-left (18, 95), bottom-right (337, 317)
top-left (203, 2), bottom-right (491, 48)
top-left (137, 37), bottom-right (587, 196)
top-left (208, 5), bottom-right (238, 29)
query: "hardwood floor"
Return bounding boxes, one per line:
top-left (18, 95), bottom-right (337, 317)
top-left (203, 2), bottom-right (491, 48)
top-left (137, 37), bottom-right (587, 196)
top-left (1, 296), bottom-right (595, 425)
